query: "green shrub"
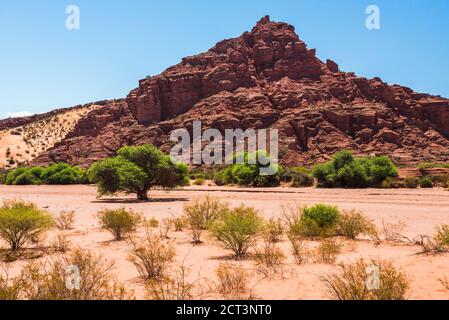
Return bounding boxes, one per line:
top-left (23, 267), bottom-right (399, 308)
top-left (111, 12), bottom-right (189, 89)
top-left (321, 259), bottom-right (409, 300)
top-left (193, 178), bottom-right (205, 186)
top-left (4, 164), bottom-right (86, 186)
top-left (287, 204), bottom-right (342, 238)
top-left (128, 234), bottom-right (175, 281)
top-left (97, 208), bottom-right (142, 241)
top-left (263, 218), bottom-right (284, 243)
top-left (214, 151), bottom-right (281, 187)
top-left (314, 239), bottom-right (342, 264)
top-left (183, 196), bottom-right (229, 244)
top-left (419, 176), bottom-right (433, 188)
top-left (282, 167), bottom-right (314, 187)
top-left (0, 200), bottom-right (53, 251)
top-left (404, 177), bottom-right (419, 189)
top-left (380, 177), bottom-right (402, 189)
top-left (213, 171), bottom-right (226, 186)
top-left (336, 210), bottom-right (377, 240)
top-left (312, 151), bottom-right (397, 188)
top-left (435, 225), bottom-right (449, 246)
top-left (208, 205), bottom-right (264, 257)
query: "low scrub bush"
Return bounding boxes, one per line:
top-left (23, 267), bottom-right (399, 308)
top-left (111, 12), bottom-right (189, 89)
top-left (208, 205), bottom-right (264, 257)
top-left (288, 235), bottom-right (310, 264)
top-left (23, 248), bottom-right (133, 300)
top-left (253, 240), bottom-right (286, 277)
top-left (262, 218), bottom-right (284, 243)
top-left (290, 204), bottom-right (340, 238)
top-left (282, 167), bottom-right (314, 187)
top-left (312, 150), bottom-right (398, 188)
top-left (193, 178), bottom-right (205, 186)
top-left (336, 210), bottom-right (377, 240)
top-left (313, 239), bottom-right (342, 265)
top-left (404, 177), bottom-right (419, 189)
top-left (0, 200), bottom-right (53, 251)
top-left (183, 196), bottom-right (229, 244)
top-left (128, 235), bottom-right (176, 281)
top-left (321, 259), bottom-right (409, 300)
top-left (54, 211), bottom-right (76, 230)
top-left (97, 208), bottom-right (142, 241)
top-left (419, 176), bottom-right (434, 188)
top-left (0, 264), bottom-right (27, 300)
top-left (146, 263), bottom-right (205, 300)
top-left (214, 262), bottom-right (253, 300)
top-left (434, 224), bottom-right (449, 246)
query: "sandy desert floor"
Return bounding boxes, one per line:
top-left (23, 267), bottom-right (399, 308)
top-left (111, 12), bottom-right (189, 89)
top-left (1, 184), bottom-right (449, 300)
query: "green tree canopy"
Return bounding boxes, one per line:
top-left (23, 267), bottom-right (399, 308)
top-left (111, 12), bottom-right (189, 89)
top-left (87, 144), bottom-right (189, 200)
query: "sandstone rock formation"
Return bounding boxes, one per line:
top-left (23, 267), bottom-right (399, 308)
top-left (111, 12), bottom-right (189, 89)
top-left (25, 16), bottom-right (449, 168)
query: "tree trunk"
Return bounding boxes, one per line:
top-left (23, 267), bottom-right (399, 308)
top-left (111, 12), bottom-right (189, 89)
top-left (137, 189), bottom-right (149, 201)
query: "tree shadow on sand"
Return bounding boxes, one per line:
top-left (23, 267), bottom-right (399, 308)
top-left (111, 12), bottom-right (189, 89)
top-left (91, 197), bottom-right (190, 204)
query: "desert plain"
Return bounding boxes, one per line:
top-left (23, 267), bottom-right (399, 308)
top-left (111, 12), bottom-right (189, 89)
top-left (1, 184), bottom-right (448, 300)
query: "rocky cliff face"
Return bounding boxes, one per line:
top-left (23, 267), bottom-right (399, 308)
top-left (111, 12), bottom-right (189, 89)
top-left (30, 16), bottom-right (449, 168)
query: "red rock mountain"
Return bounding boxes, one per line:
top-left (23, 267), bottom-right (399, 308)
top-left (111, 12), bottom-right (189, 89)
top-left (21, 16), bottom-right (449, 167)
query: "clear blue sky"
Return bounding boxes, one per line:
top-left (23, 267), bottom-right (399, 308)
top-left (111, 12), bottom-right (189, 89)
top-left (1, 0), bottom-right (448, 118)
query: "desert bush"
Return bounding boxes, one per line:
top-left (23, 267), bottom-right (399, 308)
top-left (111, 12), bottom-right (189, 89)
top-left (336, 210), bottom-right (377, 240)
top-left (439, 276), bottom-right (449, 293)
top-left (49, 232), bottom-right (71, 253)
top-left (434, 224), bottom-right (449, 246)
top-left (313, 239), bottom-right (342, 265)
top-left (290, 204), bottom-right (340, 238)
top-left (97, 208), bottom-right (142, 241)
top-left (380, 219), bottom-right (406, 242)
top-left (208, 205), bottom-right (263, 257)
top-left (41, 163), bottom-right (87, 185)
top-left (419, 176), bottom-right (434, 188)
top-left (0, 200), bottom-right (53, 251)
top-left (193, 178), bottom-right (205, 186)
top-left (253, 240), bottom-right (286, 277)
top-left (0, 264), bottom-right (27, 300)
top-left (183, 196), bottom-right (229, 244)
top-left (54, 210), bottom-right (76, 230)
top-left (158, 218), bottom-right (172, 239)
top-left (282, 167), bottom-right (314, 187)
top-left (380, 177), bottom-right (403, 189)
top-left (288, 234), bottom-right (310, 264)
top-left (23, 248), bottom-right (133, 300)
top-left (213, 171), bottom-right (226, 186)
top-left (262, 218), bottom-right (284, 243)
top-left (215, 151), bottom-right (282, 187)
top-left (145, 217), bottom-right (159, 229)
top-left (4, 164), bottom-right (86, 186)
top-left (312, 151), bottom-right (397, 188)
top-left (321, 259), bottom-right (409, 300)
top-left (171, 217), bottom-right (187, 232)
top-left (214, 262), bottom-right (252, 300)
top-left (404, 177), bottom-right (419, 189)
top-left (128, 235), bottom-right (176, 281)
top-left (146, 264), bottom-right (204, 300)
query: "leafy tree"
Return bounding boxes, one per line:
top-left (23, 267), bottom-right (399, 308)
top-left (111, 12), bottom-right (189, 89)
top-left (0, 200), bottom-right (53, 251)
top-left (312, 151), bottom-right (398, 188)
top-left (216, 150), bottom-right (281, 187)
top-left (88, 144), bottom-right (189, 200)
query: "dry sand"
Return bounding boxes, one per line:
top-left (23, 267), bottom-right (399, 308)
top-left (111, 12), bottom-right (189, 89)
top-left (1, 184), bottom-right (449, 300)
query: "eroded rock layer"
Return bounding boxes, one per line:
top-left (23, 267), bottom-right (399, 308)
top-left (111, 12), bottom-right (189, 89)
top-left (28, 16), bottom-right (449, 168)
